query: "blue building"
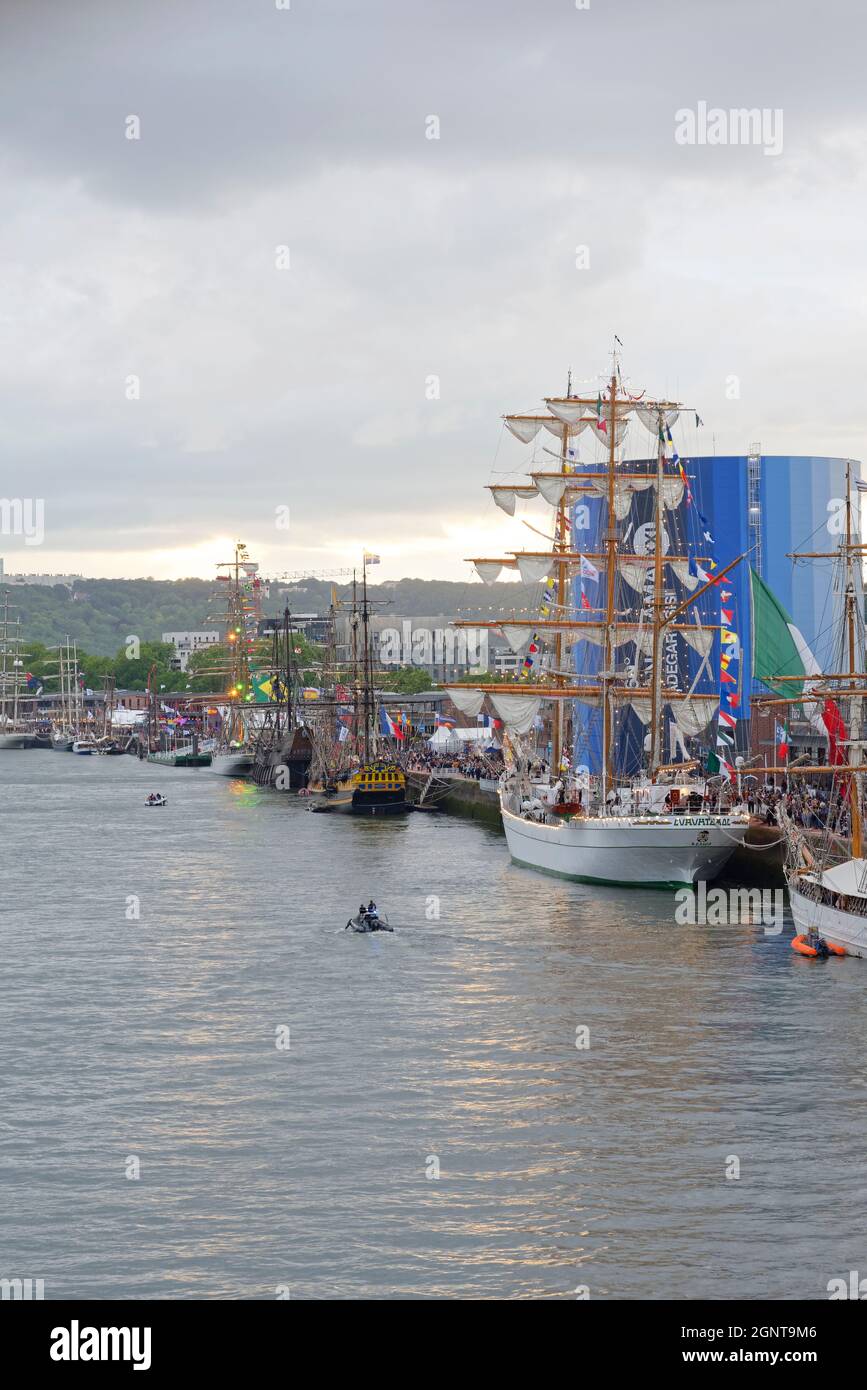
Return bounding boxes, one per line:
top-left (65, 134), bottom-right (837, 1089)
top-left (690, 453), bottom-right (854, 699)
top-left (570, 452), bottom-right (855, 772)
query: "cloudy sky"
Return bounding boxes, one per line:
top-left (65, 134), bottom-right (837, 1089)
top-left (1, 0), bottom-right (865, 581)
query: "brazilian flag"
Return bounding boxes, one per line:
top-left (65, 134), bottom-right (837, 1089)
top-left (251, 669), bottom-right (286, 703)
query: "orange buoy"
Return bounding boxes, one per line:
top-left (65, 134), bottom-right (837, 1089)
top-left (792, 933), bottom-right (846, 958)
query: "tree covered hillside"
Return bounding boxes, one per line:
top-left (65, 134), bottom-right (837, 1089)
top-left (3, 575), bottom-right (540, 655)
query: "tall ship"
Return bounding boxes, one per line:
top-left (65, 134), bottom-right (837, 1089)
top-left (447, 354), bottom-right (749, 886)
top-left (249, 605), bottom-right (313, 789)
top-left (0, 593), bottom-right (38, 749)
top-left (209, 541), bottom-right (262, 776)
top-left (755, 462), bottom-right (867, 957)
top-left (307, 559), bottom-right (408, 815)
top-left (44, 637), bottom-right (85, 749)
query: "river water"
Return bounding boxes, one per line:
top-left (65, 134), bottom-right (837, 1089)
top-left (2, 753), bottom-right (865, 1300)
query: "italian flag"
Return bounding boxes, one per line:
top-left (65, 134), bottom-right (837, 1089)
top-left (707, 736), bottom-right (736, 782)
top-left (749, 568), bottom-right (846, 756)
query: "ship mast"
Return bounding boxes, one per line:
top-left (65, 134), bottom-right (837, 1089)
top-left (602, 369), bottom-right (618, 794)
top-left (361, 561), bottom-right (372, 762)
top-left (648, 405), bottom-right (666, 774)
top-left (844, 460), bottom-right (863, 858)
top-left (551, 371), bottom-right (571, 772)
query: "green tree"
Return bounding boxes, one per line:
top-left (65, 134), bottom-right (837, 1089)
top-left (377, 665), bottom-right (434, 693)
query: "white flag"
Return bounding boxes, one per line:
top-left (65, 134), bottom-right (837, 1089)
top-left (579, 554), bottom-right (599, 582)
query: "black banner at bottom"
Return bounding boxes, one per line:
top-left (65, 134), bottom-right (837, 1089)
top-left (3, 1298), bottom-right (863, 1375)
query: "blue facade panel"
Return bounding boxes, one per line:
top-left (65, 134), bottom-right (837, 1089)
top-left (564, 451), bottom-right (851, 771)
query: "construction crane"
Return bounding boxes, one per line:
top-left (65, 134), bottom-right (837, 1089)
top-left (269, 569), bottom-right (355, 582)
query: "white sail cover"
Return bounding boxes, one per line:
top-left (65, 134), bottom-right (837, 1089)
top-left (671, 695), bottom-right (718, 737)
top-left (677, 625), bottom-right (714, 658)
top-left (533, 474), bottom-right (568, 505)
top-left (634, 406), bottom-right (680, 434)
top-left (660, 477), bottom-right (685, 510)
top-left (587, 476), bottom-right (653, 521)
top-left (504, 416), bottom-right (544, 444)
top-left (490, 487), bottom-right (518, 515)
top-left (542, 419), bottom-right (582, 440)
top-left (590, 419), bottom-right (628, 447)
top-left (500, 624), bottom-right (533, 653)
top-left (620, 557), bottom-right (704, 595)
top-left (445, 687), bottom-right (487, 718)
top-left (618, 559), bottom-right (653, 594)
top-left (544, 400), bottom-right (595, 427)
top-left (489, 693), bottom-right (542, 734)
top-left (568, 624), bottom-right (606, 646)
top-left (669, 560), bottom-right (700, 590)
top-left (473, 561), bottom-right (503, 585)
top-left (516, 555), bottom-right (552, 585)
top-left (629, 698), bottom-right (653, 725)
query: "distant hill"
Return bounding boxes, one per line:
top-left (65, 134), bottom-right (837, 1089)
top-left (2, 575), bottom-right (540, 655)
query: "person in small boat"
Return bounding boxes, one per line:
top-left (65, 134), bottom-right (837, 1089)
top-left (367, 899), bottom-right (378, 918)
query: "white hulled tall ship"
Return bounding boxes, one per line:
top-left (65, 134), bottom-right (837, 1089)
top-left (447, 354), bottom-right (749, 887)
top-left (0, 592), bottom-right (38, 749)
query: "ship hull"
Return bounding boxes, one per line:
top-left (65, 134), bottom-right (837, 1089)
top-left (308, 790), bottom-right (408, 815)
top-left (210, 752), bottom-right (254, 778)
top-left (501, 803), bottom-right (747, 887)
top-left (0, 731), bottom-right (39, 749)
top-left (789, 883), bottom-right (867, 958)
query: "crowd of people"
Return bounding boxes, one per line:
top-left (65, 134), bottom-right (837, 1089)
top-left (405, 748), bottom-right (504, 780)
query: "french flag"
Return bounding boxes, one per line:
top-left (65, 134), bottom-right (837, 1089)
top-left (379, 707), bottom-right (404, 740)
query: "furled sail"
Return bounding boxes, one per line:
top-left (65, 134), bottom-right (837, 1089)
top-left (445, 687), bottom-right (487, 718)
top-left (590, 419), bottom-right (628, 447)
top-left (543, 400), bottom-right (596, 427)
top-left (533, 473), bottom-right (569, 505)
top-left (617, 558), bottom-right (654, 594)
top-left (542, 419), bottom-right (583, 440)
top-left (660, 477), bottom-right (685, 510)
top-left (580, 475), bottom-right (653, 520)
top-left (515, 555), bottom-right (553, 585)
top-left (488, 692), bottom-right (543, 734)
top-left (490, 485), bottom-right (535, 515)
top-left (473, 561), bottom-right (504, 585)
top-left (669, 560), bottom-right (700, 591)
top-left (500, 625), bottom-right (534, 653)
top-left (678, 625), bottom-right (714, 658)
top-left (504, 415), bottom-right (546, 444)
top-left (671, 695), bottom-right (718, 737)
top-left (629, 698), bottom-right (654, 725)
top-left (634, 406), bottom-right (680, 434)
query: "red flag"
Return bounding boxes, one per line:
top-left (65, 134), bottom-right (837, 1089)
top-left (822, 698), bottom-right (847, 765)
